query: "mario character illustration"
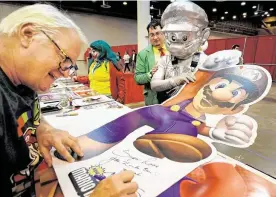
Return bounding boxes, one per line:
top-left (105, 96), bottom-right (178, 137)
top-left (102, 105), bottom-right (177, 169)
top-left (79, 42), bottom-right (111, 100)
top-left (53, 1), bottom-right (271, 165)
top-left (80, 63), bottom-right (270, 162)
top-left (52, 1), bottom-right (274, 197)
top-left (57, 51), bottom-right (271, 164)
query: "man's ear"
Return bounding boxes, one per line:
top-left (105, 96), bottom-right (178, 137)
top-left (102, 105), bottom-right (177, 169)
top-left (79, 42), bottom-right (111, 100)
top-left (201, 28), bottom-right (210, 46)
top-left (19, 23), bottom-right (37, 48)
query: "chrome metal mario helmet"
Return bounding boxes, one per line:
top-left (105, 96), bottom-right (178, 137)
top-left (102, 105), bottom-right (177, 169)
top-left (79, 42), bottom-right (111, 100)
top-left (161, 0), bottom-right (210, 59)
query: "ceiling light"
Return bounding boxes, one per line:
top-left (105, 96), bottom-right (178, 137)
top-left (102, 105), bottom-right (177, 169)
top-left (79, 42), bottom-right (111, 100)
top-left (170, 0), bottom-right (176, 2)
top-left (212, 8), bottom-right (217, 12)
top-left (123, 1), bottom-right (127, 5)
top-left (233, 15), bottom-right (236, 19)
top-left (254, 12), bottom-right (258, 15)
top-left (150, 5), bottom-right (154, 9)
top-left (243, 15), bottom-right (246, 18)
top-left (225, 11), bottom-right (228, 14)
top-left (262, 14), bottom-right (264, 17)
top-left (252, 6), bottom-right (257, 9)
top-left (270, 8), bottom-right (274, 11)
top-left (265, 11), bottom-right (268, 15)
top-left (91, 0), bottom-right (97, 2)
top-left (243, 12), bottom-right (247, 16)
top-left (241, 2), bottom-right (246, 6)
top-left (151, 15), bottom-right (153, 18)
top-left (221, 16), bottom-right (225, 20)
top-left (267, 14), bottom-right (270, 17)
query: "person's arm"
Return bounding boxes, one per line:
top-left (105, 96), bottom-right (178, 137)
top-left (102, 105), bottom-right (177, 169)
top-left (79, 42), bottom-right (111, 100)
top-left (150, 57), bottom-right (177, 92)
top-left (151, 57), bottom-right (196, 92)
top-left (37, 115), bottom-right (54, 133)
top-left (134, 53), bottom-right (152, 85)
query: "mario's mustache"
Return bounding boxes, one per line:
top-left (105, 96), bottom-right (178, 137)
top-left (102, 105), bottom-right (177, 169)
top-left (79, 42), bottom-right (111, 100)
top-left (201, 85), bottom-right (235, 108)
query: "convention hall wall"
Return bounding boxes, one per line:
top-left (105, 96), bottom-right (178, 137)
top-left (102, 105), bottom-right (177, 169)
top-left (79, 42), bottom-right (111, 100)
top-left (0, 3), bottom-right (137, 75)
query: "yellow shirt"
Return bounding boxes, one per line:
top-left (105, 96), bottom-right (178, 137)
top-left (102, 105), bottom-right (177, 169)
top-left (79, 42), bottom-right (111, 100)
top-left (88, 61), bottom-right (111, 95)
top-left (153, 44), bottom-right (169, 64)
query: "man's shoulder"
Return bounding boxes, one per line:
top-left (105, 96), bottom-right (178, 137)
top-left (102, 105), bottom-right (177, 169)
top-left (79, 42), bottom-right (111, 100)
top-left (138, 45), bottom-right (153, 56)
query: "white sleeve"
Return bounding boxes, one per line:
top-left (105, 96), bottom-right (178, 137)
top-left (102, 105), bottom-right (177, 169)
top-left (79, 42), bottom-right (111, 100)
top-left (151, 56), bottom-right (176, 92)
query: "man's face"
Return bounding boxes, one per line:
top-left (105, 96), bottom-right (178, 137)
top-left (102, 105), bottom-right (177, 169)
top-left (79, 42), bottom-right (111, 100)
top-left (148, 26), bottom-right (165, 47)
top-left (18, 28), bottom-right (81, 92)
top-left (234, 46), bottom-right (240, 50)
top-left (91, 49), bottom-right (100, 60)
top-left (164, 30), bottom-right (202, 59)
top-left (192, 77), bottom-right (248, 114)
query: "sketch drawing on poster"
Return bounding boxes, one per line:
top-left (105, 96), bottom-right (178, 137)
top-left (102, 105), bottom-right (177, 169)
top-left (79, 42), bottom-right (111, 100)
top-left (51, 1), bottom-right (273, 197)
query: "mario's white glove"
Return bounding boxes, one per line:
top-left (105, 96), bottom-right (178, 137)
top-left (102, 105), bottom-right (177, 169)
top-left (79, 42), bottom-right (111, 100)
top-left (210, 115), bottom-right (256, 147)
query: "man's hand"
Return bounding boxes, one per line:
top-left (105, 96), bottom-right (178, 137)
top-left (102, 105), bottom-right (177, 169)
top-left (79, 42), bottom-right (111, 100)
top-left (151, 65), bottom-right (158, 76)
top-left (210, 115), bottom-right (256, 146)
top-left (91, 170), bottom-right (138, 197)
top-left (36, 128), bottom-right (83, 167)
top-left (170, 72), bottom-right (196, 86)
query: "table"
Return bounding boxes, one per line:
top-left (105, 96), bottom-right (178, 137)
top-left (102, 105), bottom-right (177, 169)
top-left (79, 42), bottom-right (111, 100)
top-left (36, 79), bottom-right (134, 197)
top-left (36, 80), bottom-right (276, 197)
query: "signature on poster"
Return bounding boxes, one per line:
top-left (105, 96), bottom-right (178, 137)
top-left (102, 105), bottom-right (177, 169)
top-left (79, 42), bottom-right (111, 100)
top-left (99, 149), bottom-right (160, 177)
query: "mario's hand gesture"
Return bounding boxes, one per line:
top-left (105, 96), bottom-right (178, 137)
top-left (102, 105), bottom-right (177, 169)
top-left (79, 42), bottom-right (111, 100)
top-left (210, 115), bottom-right (256, 147)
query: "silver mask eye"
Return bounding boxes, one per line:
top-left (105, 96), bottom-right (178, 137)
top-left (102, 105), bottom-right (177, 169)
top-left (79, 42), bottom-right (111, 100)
top-left (182, 35), bottom-right (188, 41)
top-left (168, 32), bottom-right (177, 42)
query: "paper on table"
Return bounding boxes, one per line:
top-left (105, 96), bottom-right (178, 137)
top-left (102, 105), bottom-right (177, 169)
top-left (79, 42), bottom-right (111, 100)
top-left (38, 93), bottom-right (67, 103)
top-left (53, 126), bottom-right (217, 197)
top-left (72, 95), bottom-right (113, 107)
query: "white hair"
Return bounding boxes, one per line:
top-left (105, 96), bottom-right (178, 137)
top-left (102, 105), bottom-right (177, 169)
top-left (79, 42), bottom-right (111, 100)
top-left (0, 3), bottom-right (87, 45)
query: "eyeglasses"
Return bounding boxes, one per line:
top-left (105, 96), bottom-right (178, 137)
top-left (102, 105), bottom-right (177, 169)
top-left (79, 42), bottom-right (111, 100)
top-left (149, 31), bottom-right (163, 38)
top-left (41, 30), bottom-right (77, 76)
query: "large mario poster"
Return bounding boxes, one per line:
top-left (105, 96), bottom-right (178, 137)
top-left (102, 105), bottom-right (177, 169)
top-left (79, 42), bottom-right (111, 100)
top-left (51, 48), bottom-right (274, 197)
top-left (50, 0), bottom-right (275, 196)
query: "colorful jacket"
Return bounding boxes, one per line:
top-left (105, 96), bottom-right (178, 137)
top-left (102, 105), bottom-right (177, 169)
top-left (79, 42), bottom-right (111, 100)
top-left (134, 45), bottom-right (159, 105)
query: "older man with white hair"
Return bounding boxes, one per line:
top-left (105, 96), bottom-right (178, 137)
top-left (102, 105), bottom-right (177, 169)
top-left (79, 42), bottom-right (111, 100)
top-left (0, 4), bottom-right (137, 197)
